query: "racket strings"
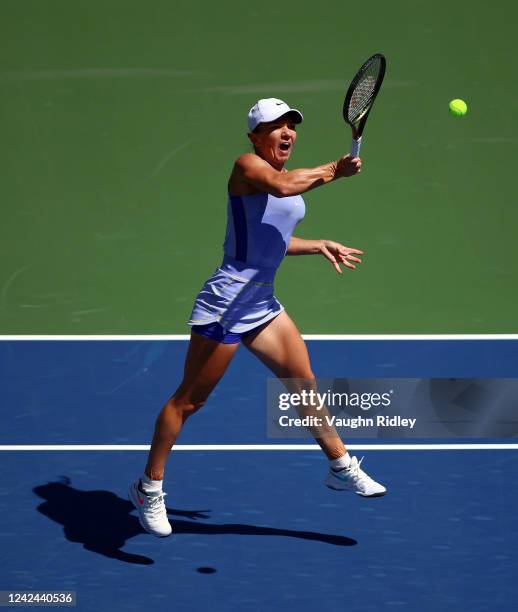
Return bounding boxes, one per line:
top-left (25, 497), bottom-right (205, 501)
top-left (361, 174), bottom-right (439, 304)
top-left (349, 76), bottom-right (376, 121)
top-left (347, 58), bottom-right (383, 123)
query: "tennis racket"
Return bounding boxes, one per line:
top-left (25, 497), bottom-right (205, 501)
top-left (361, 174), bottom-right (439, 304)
top-left (343, 53), bottom-right (386, 158)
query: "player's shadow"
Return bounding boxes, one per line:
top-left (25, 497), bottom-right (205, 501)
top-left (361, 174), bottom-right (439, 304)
top-left (33, 478), bottom-right (356, 566)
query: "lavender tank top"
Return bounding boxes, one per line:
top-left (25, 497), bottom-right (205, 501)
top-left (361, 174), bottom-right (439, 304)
top-left (222, 192), bottom-right (305, 279)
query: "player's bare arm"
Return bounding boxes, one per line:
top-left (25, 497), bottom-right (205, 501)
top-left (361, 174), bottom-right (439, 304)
top-left (287, 237), bottom-right (364, 274)
top-left (230, 153), bottom-right (362, 198)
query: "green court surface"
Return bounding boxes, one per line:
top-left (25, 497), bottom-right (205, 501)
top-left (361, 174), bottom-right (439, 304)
top-left (1, 0), bottom-right (517, 334)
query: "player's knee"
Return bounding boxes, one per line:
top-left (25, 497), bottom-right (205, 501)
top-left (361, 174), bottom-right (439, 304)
top-left (168, 395), bottom-right (207, 417)
top-left (278, 365), bottom-right (315, 380)
top-left (182, 400), bottom-right (206, 417)
top-left (287, 374), bottom-right (317, 394)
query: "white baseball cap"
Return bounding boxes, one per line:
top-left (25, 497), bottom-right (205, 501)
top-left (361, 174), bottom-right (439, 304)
top-left (247, 98), bottom-right (303, 132)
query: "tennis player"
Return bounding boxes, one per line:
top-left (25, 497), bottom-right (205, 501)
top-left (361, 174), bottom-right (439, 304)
top-left (129, 98), bottom-right (386, 537)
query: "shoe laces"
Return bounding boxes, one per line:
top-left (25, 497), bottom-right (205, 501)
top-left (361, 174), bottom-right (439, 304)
top-left (147, 491), bottom-right (168, 517)
top-left (348, 457), bottom-right (375, 484)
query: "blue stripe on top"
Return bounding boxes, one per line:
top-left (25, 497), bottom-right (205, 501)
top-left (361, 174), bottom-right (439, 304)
top-left (223, 192), bottom-right (305, 270)
top-left (229, 196), bottom-right (248, 262)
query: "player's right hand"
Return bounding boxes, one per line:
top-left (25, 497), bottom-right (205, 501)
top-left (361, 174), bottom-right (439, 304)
top-left (336, 154), bottom-right (362, 178)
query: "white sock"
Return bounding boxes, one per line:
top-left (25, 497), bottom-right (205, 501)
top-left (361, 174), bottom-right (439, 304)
top-left (140, 473), bottom-right (163, 494)
top-left (330, 453), bottom-right (352, 471)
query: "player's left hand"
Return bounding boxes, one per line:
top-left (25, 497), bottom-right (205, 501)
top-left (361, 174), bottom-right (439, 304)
top-left (319, 240), bottom-right (364, 274)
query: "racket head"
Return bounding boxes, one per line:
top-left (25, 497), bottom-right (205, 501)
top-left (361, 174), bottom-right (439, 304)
top-left (343, 53), bottom-right (386, 132)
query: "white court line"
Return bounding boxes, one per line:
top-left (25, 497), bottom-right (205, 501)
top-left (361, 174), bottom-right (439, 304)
top-left (1, 335), bottom-right (518, 341)
top-left (0, 444), bottom-right (517, 451)
top-left (303, 335), bottom-right (518, 341)
top-left (0, 335), bottom-right (190, 341)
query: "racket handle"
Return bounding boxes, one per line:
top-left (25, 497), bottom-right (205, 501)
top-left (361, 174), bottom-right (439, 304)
top-left (350, 136), bottom-right (362, 158)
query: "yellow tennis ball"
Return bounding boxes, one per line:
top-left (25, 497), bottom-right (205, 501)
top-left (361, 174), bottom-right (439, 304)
top-left (449, 99), bottom-right (468, 117)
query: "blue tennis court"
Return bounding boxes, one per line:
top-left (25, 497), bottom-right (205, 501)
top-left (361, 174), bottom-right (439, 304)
top-left (1, 337), bottom-right (517, 611)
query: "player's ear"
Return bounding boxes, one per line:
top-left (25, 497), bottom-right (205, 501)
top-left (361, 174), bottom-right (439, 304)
top-left (248, 132), bottom-right (258, 148)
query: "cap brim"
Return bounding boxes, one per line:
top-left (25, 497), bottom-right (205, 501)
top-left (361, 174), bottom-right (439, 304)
top-left (256, 108), bottom-right (304, 128)
top-left (284, 109), bottom-right (303, 124)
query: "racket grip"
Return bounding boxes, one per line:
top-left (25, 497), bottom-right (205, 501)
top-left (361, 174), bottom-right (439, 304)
top-left (350, 137), bottom-right (362, 158)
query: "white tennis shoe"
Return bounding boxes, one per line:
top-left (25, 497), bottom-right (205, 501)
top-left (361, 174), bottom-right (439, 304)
top-left (325, 456), bottom-right (387, 497)
top-left (128, 480), bottom-right (172, 537)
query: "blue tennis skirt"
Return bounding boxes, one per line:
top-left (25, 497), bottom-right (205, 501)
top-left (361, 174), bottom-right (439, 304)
top-left (187, 256), bottom-right (284, 334)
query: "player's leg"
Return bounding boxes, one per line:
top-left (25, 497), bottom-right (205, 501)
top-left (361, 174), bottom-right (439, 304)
top-left (243, 311), bottom-right (386, 497)
top-left (130, 331), bottom-right (240, 536)
top-left (243, 311), bottom-right (346, 460)
top-left (145, 331), bottom-right (240, 480)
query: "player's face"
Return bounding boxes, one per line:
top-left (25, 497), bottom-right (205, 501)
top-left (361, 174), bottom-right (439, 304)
top-left (249, 116), bottom-right (298, 169)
